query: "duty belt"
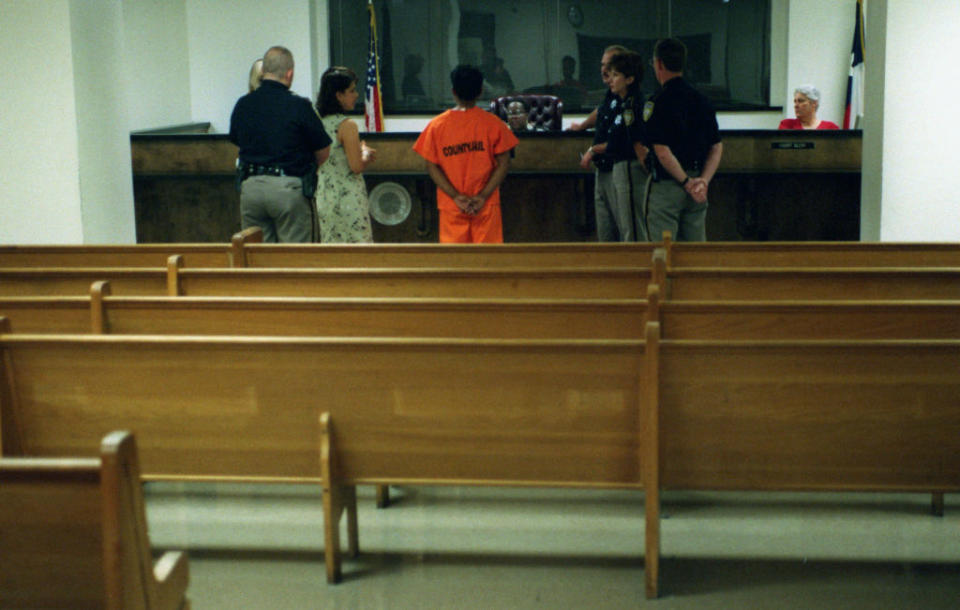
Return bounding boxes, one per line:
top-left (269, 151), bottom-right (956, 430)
top-left (241, 164), bottom-right (297, 177)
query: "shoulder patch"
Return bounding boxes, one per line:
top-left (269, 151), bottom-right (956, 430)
top-left (643, 100), bottom-right (654, 122)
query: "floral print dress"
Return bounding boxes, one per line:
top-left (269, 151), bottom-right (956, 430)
top-left (316, 114), bottom-right (373, 243)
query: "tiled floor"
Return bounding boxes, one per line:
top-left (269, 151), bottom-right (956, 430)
top-left (145, 484), bottom-right (960, 608)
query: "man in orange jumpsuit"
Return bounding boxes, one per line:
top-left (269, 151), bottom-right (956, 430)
top-left (413, 65), bottom-right (519, 243)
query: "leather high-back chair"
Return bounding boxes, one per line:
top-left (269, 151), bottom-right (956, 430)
top-left (489, 95), bottom-right (564, 131)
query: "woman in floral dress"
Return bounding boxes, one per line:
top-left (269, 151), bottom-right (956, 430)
top-left (315, 67), bottom-right (377, 242)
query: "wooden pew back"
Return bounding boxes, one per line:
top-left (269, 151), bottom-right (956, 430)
top-left (0, 263), bottom-right (650, 299)
top-left (656, 299), bottom-right (960, 340)
top-left (237, 242), bottom-right (655, 268)
top-left (0, 226), bottom-right (654, 270)
top-left (659, 267), bottom-right (960, 301)
top-left (0, 431), bottom-right (189, 609)
top-left (0, 244), bottom-right (229, 268)
top-left (656, 338), bottom-right (960, 492)
top-left (665, 240), bottom-right (960, 268)
top-left (0, 333), bottom-right (648, 487)
top-left (0, 287), bottom-right (646, 339)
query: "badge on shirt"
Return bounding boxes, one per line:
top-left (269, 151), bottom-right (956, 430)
top-left (623, 109), bottom-right (634, 126)
top-left (610, 98), bottom-right (617, 109)
top-left (614, 114), bottom-right (622, 125)
top-left (643, 101), bottom-right (654, 122)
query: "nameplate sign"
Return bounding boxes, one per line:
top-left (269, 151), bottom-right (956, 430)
top-left (771, 141), bottom-right (815, 150)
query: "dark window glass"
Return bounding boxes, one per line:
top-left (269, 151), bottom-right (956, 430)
top-left (329, 0), bottom-right (771, 115)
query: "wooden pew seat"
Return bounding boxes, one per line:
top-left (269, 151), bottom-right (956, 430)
top-left (0, 431), bottom-right (190, 609)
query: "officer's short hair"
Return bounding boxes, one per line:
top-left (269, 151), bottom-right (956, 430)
top-left (450, 65), bottom-right (484, 102)
top-left (654, 38), bottom-right (686, 73)
top-left (262, 46), bottom-right (294, 78)
top-left (603, 44), bottom-right (630, 56)
top-left (794, 84), bottom-right (821, 106)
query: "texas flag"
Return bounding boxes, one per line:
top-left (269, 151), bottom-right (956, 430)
top-left (365, 0), bottom-right (385, 133)
top-left (843, 0), bottom-right (865, 129)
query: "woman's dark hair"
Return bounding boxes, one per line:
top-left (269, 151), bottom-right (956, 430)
top-left (608, 51), bottom-right (643, 82)
top-left (316, 66), bottom-right (358, 117)
top-left (608, 51), bottom-right (644, 96)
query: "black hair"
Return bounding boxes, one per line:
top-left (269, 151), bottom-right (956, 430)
top-left (316, 66), bottom-right (358, 117)
top-left (607, 51), bottom-right (644, 96)
top-left (450, 65), bottom-right (484, 102)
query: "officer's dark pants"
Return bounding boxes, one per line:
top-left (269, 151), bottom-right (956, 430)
top-left (240, 175), bottom-right (313, 243)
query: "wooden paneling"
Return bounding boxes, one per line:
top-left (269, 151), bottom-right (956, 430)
top-left (130, 130), bottom-right (862, 243)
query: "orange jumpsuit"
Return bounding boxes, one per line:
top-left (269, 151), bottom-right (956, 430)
top-left (413, 107), bottom-right (519, 243)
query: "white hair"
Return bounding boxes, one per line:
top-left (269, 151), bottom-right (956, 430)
top-left (794, 84), bottom-right (821, 104)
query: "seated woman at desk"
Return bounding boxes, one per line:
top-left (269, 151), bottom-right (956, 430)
top-left (779, 85), bottom-right (840, 130)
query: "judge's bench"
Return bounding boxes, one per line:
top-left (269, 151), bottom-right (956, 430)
top-left (131, 127), bottom-right (860, 243)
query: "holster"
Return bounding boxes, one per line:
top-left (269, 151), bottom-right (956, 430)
top-left (301, 168), bottom-right (318, 199)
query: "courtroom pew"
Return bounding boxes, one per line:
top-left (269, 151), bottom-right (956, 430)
top-left (665, 267), bottom-right (960, 300)
top-left (661, 233), bottom-right (960, 268)
top-left (6, 284), bottom-right (960, 341)
top-left (0, 430), bottom-right (190, 609)
top-left (0, 257), bottom-right (650, 299)
top-left (0, 323), bottom-right (654, 588)
top-left (0, 243), bottom-right (230, 268)
top-left (0, 227), bottom-right (655, 269)
top-left (3, 316), bottom-right (957, 599)
top-left (645, 290), bottom-right (960, 340)
top-left (642, 321), bottom-right (960, 598)
top-left (6, 228), bottom-right (959, 271)
top-left (231, 228), bottom-right (656, 268)
top-left (0, 282), bottom-right (646, 339)
top-left (649, 249), bottom-right (960, 301)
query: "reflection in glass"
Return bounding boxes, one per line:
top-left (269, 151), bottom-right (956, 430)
top-left (329, 0), bottom-right (771, 116)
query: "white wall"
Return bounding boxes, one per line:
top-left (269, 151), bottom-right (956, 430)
top-left (866, 0), bottom-right (960, 241)
top-left (186, 0), bottom-right (316, 133)
top-left (0, 1), bottom-right (85, 243)
top-left (122, 0), bottom-right (192, 131)
top-left (71, 0), bottom-right (136, 243)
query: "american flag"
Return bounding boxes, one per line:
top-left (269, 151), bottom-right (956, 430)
top-left (365, 1), bottom-right (384, 133)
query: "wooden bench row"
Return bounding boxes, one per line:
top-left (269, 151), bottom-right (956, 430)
top-left (5, 256), bottom-right (960, 300)
top-left (0, 259), bottom-right (649, 298)
top-left (0, 227), bottom-right (655, 269)
top-left (3, 241), bottom-right (958, 599)
top-left (2, 281), bottom-right (960, 341)
top-left (2, 227), bottom-right (960, 269)
top-left (2, 316), bottom-right (958, 598)
top-left (0, 431), bottom-right (190, 609)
